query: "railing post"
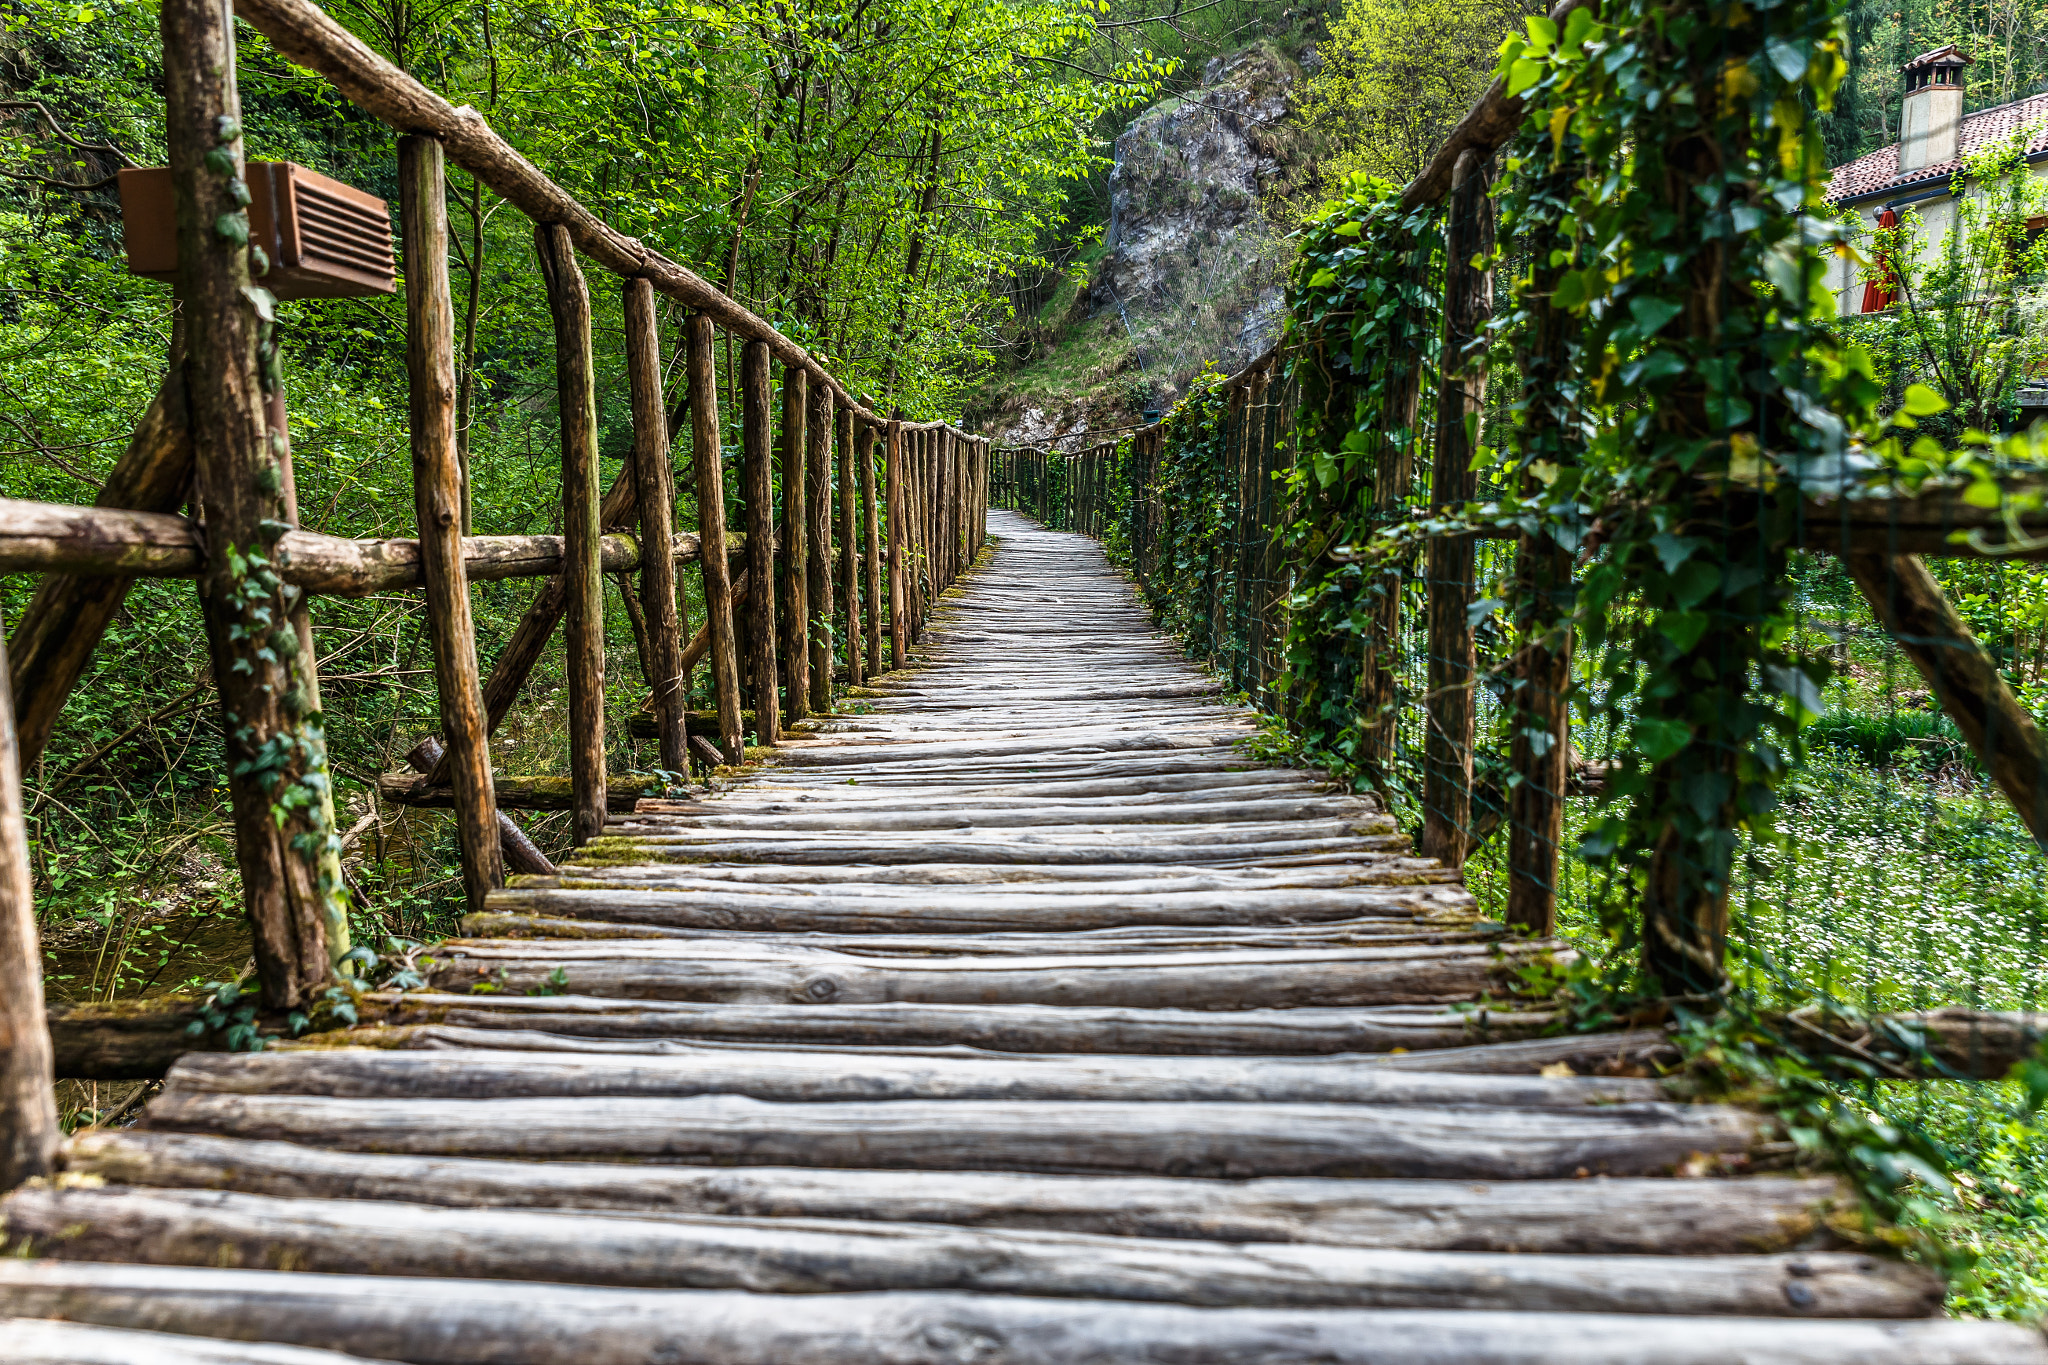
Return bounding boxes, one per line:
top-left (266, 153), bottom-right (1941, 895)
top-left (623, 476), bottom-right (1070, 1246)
top-left (402, 135), bottom-right (502, 909)
top-left (168, 0), bottom-right (337, 1008)
top-left (0, 622), bottom-right (56, 1193)
top-left (860, 420), bottom-right (883, 677)
top-left (1506, 166), bottom-right (1578, 938)
top-left (623, 277), bottom-right (689, 780)
top-left (806, 380), bottom-right (834, 714)
top-left (687, 314), bottom-right (744, 763)
top-left (886, 418), bottom-right (907, 668)
top-left (535, 223), bottom-right (607, 845)
top-left (1421, 151), bottom-right (1494, 870)
top-left (740, 341), bottom-right (781, 746)
top-left (779, 368), bottom-right (810, 723)
top-left (838, 405), bottom-right (862, 690)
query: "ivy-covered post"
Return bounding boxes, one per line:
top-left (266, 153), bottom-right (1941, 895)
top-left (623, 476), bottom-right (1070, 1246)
top-left (166, 0), bottom-right (342, 1010)
top-left (1357, 233), bottom-right (1428, 774)
top-left (1421, 151), bottom-right (1496, 869)
top-left (1496, 0), bottom-right (1849, 991)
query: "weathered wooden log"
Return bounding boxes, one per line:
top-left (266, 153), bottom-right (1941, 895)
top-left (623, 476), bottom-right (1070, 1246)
top-left (0, 624), bottom-right (56, 1191)
top-left (64, 1129), bottom-right (1840, 1254)
top-left (379, 772), bottom-right (656, 812)
top-left (402, 136), bottom-right (502, 915)
top-left (1847, 553), bottom-right (2048, 845)
top-left (8, 1261), bottom-right (2040, 1365)
top-left (452, 915), bottom-right (1488, 954)
top-left (807, 381), bottom-right (835, 713)
top-left (480, 885), bottom-right (1461, 935)
top-left (161, 1046), bottom-right (1662, 1108)
top-left (887, 418), bottom-right (908, 667)
top-left (134, 1090), bottom-right (1764, 1178)
top-left (0, 1185), bottom-right (1939, 1317)
top-left (0, 1316), bottom-right (398, 1365)
top-left (739, 341), bottom-right (781, 746)
top-left (838, 405), bottom-right (863, 690)
top-left (352, 992), bottom-right (1555, 1055)
top-left (618, 794), bottom-right (1381, 832)
top-left (625, 279), bottom-right (689, 777)
top-left (858, 422), bottom-right (883, 677)
top-left (402, 737), bottom-right (552, 878)
top-left (678, 324), bottom-right (738, 767)
top-left (8, 1260), bottom-right (2036, 1365)
top-left (535, 222), bottom-right (609, 846)
top-left (421, 939), bottom-right (1542, 1009)
top-left (779, 366), bottom-right (811, 724)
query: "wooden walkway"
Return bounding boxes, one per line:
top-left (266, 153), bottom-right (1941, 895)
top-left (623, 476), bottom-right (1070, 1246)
top-left (3, 511), bottom-right (2042, 1363)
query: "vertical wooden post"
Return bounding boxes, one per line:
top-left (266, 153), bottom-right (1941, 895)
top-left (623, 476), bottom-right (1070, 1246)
top-left (887, 419), bottom-right (908, 667)
top-left (838, 405), bottom-right (863, 689)
top-left (740, 341), bottom-right (781, 746)
top-left (535, 223), bottom-right (607, 846)
top-left (778, 368), bottom-right (810, 723)
top-left (860, 421), bottom-right (883, 676)
top-left (402, 135), bottom-right (502, 911)
top-left (1421, 152), bottom-right (1494, 869)
top-left (1505, 160), bottom-right (1579, 938)
top-left (0, 622), bottom-right (56, 1193)
top-left (167, 0), bottom-right (334, 1009)
top-left (623, 278), bottom-right (688, 779)
top-left (806, 381), bottom-right (835, 713)
top-left (687, 314), bottom-right (744, 764)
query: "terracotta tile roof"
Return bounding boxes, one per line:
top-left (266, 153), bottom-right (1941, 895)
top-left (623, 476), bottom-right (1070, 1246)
top-left (1825, 89), bottom-right (2048, 205)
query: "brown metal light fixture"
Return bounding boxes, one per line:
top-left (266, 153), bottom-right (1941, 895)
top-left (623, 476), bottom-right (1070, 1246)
top-left (118, 161), bottom-right (395, 299)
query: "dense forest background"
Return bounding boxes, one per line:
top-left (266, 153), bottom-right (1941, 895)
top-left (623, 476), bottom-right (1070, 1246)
top-left (2, 0), bottom-right (2046, 1076)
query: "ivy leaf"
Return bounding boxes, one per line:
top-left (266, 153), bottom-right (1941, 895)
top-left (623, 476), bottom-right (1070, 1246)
top-left (1658, 609), bottom-right (1712, 654)
top-left (1763, 664), bottom-right (1825, 723)
top-left (1670, 558), bottom-right (1721, 609)
top-left (1620, 350), bottom-right (1685, 386)
top-left (1963, 479), bottom-right (2002, 509)
top-left (1649, 532), bottom-right (1704, 573)
top-left (1627, 296), bottom-right (1684, 336)
top-left (1901, 384), bottom-right (1950, 416)
top-left (1634, 717), bottom-right (1694, 762)
top-left (1764, 37), bottom-right (1808, 83)
top-left (1506, 58), bottom-right (1544, 98)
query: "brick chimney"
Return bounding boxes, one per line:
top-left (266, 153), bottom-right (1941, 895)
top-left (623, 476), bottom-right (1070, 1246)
top-left (1898, 45), bottom-right (1972, 174)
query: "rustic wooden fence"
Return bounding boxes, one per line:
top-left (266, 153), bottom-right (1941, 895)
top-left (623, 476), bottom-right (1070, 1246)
top-left (0, 0), bottom-right (988, 1192)
top-left (993, 104), bottom-right (2048, 1051)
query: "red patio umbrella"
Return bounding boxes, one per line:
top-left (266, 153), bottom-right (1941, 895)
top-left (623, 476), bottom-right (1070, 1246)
top-left (1860, 208), bottom-right (1900, 313)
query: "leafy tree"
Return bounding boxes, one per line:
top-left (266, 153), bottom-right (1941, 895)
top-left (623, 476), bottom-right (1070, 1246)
top-left (1294, 0), bottom-right (1533, 191)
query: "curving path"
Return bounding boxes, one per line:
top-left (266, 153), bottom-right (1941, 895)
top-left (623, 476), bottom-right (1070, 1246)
top-left (2, 511), bottom-right (2041, 1363)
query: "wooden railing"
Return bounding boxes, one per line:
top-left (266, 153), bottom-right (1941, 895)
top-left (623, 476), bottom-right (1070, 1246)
top-left (0, 0), bottom-right (989, 1190)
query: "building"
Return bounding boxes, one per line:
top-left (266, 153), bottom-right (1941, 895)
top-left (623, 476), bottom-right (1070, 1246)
top-left (1824, 46), bottom-right (2048, 425)
top-left (1824, 45), bottom-right (2048, 314)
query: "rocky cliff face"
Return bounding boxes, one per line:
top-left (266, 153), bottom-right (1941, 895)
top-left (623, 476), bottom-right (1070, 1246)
top-left (975, 44), bottom-right (1305, 448)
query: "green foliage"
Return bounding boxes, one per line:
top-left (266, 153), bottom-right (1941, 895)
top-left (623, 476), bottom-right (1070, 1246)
top-left (185, 979), bottom-right (265, 1053)
top-left (1297, 0), bottom-right (1536, 190)
top-left (1274, 174), bottom-right (1439, 778)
